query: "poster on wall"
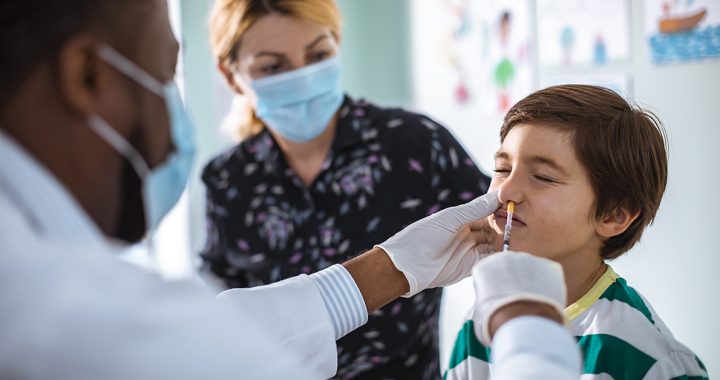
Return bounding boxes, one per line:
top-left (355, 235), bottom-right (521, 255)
top-left (483, 1), bottom-right (535, 115)
top-left (646, 0), bottom-right (720, 64)
top-left (537, 0), bottom-right (632, 69)
top-left (411, 0), bottom-right (534, 116)
top-left (411, 0), bottom-right (535, 174)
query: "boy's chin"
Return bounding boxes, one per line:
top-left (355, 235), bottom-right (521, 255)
top-left (501, 240), bottom-right (534, 256)
top-left (505, 244), bottom-right (558, 262)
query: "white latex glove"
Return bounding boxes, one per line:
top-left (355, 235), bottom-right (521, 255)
top-left (375, 191), bottom-right (500, 297)
top-left (471, 252), bottom-right (567, 345)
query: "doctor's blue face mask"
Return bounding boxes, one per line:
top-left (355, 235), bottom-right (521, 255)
top-left (86, 44), bottom-right (196, 234)
top-left (249, 56), bottom-right (344, 143)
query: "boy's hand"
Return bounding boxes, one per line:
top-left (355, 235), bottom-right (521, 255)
top-left (375, 191), bottom-right (500, 297)
top-left (471, 252), bottom-right (567, 345)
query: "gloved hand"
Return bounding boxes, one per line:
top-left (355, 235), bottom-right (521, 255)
top-left (375, 191), bottom-right (500, 297)
top-left (471, 252), bottom-right (567, 345)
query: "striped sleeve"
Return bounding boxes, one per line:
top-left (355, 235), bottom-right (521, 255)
top-left (573, 278), bottom-right (708, 380)
top-left (309, 264), bottom-right (368, 339)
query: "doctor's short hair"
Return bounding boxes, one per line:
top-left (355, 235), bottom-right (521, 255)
top-left (0, 0), bottom-right (148, 113)
top-left (209, 0), bottom-right (342, 140)
top-left (500, 85), bottom-right (668, 260)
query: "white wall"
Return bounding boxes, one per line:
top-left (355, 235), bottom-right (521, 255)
top-left (432, 0), bottom-right (720, 375)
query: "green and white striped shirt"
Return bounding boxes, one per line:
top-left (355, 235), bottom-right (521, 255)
top-left (444, 266), bottom-right (709, 380)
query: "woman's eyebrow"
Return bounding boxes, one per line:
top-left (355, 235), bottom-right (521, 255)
top-left (305, 34), bottom-right (329, 50)
top-left (254, 51), bottom-right (285, 58)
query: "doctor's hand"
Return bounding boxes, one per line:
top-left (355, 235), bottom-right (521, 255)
top-left (375, 191), bottom-right (500, 297)
top-left (470, 252), bottom-right (567, 345)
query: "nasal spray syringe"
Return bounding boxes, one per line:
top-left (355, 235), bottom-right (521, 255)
top-left (502, 201), bottom-right (515, 252)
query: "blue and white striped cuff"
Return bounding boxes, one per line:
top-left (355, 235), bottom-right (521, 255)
top-left (310, 264), bottom-right (368, 339)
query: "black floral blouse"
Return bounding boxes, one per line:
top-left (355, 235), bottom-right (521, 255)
top-left (201, 96), bottom-right (490, 380)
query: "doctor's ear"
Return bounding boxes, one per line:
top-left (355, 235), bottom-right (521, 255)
top-left (217, 61), bottom-right (244, 95)
top-left (56, 34), bottom-right (107, 117)
top-left (596, 206), bottom-right (640, 238)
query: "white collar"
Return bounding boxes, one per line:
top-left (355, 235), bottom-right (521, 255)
top-left (0, 130), bottom-right (105, 246)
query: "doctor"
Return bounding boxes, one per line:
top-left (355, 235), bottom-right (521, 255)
top-left (0, 1), bottom-right (499, 379)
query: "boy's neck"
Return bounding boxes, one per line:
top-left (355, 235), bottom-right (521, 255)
top-left (559, 253), bottom-right (607, 306)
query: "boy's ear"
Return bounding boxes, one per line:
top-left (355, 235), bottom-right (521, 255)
top-left (596, 207), bottom-right (640, 238)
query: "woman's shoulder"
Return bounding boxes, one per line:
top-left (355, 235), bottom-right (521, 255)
top-left (347, 97), bottom-right (451, 144)
top-left (356, 98), bottom-right (445, 129)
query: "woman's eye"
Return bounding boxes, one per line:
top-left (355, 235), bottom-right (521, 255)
top-left (309, 50), bottom-right (330, 63)
top-left (260, 64), bottom-right (282, 75)
top-left (493, 168), bottom-right (511, 175)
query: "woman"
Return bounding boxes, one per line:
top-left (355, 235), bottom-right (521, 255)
top-left (201, 1), bottom-right (490, 378)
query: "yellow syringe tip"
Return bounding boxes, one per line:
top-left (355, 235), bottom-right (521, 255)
top-left (507, 201), bottom-right (515, 213)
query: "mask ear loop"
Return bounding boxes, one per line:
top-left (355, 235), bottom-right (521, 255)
top-left (97, 44), bottom-right (165, 96)
top-left (87, 114), bottom-right (150, 179)
top-left (87, 114), bottom-right (159, 263)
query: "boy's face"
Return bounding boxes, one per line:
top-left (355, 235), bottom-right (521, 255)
top-left (488, 123), bottom-right (604, 262)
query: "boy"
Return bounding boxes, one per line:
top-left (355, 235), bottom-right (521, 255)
top-left (444, 85), bottom-right (708, 379)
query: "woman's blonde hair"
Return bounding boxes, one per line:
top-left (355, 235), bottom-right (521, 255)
top-left (210, 0), bottom-right (342, 140)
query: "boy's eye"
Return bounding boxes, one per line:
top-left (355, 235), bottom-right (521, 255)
top-left (534, 175), bottom-right (556, 183)
top-left (493, 168), bottom-right (511, 176)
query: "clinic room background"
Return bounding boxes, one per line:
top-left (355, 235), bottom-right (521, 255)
top-left (147, 0), bottom-right (720, 375)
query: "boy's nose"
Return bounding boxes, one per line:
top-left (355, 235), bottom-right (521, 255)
top-left (497, 176), bottom-right (524, 208)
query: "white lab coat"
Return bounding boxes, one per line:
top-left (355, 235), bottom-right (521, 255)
top-left (0, 132), bottom-right (337, 379)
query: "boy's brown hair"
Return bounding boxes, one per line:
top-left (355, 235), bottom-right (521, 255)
top-left (501, 84), bottom-right (668, 260)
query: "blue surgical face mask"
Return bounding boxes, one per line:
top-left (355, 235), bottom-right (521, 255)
top-left (251, 56), bottom-right (344, 143)
top-left (87, 44), bottom-right (196, 234)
